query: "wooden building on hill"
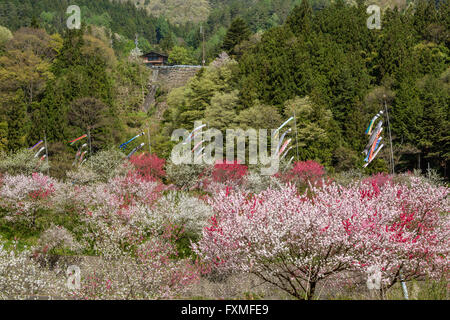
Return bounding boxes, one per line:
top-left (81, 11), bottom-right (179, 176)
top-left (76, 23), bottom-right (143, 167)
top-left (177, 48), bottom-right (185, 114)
top-left (141, 51), bottom-right (169, 66)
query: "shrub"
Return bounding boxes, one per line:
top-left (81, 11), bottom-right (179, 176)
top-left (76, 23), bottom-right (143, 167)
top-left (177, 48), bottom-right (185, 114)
top-left (362, 172), bottom-right (393, 189)
top-left (65, 167), bottom-right (99, 185)
top-left (244, 171), bottom-right (274, 194)
top-left (0, 173), bottom-right (60, 228)
top-left (82, 148), bottom-right (127, 182)
top-left (37, 225), bottom-right (82, 254)
top-left (153, 192), bottom-right (213, 235)
top-left (71, 175), bottom-right (201, 299)
top-left (0, 149), bottom-right (49, 176)
top-left (0, 242), bottom-right (67, 299)
top-left (165, 161), bottom-right (212, 190)
top-left (331, 169), bottom-right (365, 187)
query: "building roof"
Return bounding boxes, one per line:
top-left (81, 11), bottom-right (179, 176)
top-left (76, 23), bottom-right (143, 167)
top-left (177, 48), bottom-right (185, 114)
top-left (141, 51), bottom-right (168, 58)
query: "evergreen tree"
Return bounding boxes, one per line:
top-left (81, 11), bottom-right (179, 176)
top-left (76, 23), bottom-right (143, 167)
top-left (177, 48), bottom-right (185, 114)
top-left (417, 74), bottom-right (449, 171)
top-left (7, 90), bottom-right (28, 151)
top-left (286, 0), bottom-right (312, 36)
top-left (222, 17), bottom-right (251, 56)
top-left (0, 121), bottom-right (8, 151)
top-left (284, 96), bottom-right (338, 167)
top-left (51, 27), bottom-right (85, 75)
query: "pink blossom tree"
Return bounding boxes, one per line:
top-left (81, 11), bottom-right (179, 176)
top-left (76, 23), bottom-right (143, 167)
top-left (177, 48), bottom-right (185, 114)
top-left (211, 160), bottom-right (248, 185)
top-left (193, 178), bottom-right (449, 299)
top-left (0, 173), bottom-right (59, 228)
top-left (193, 183), bottom-right (367, 299)
top-left (70, 172), bottom-right (203, 299)
top-left (354, 177), bottom-right (449, 297)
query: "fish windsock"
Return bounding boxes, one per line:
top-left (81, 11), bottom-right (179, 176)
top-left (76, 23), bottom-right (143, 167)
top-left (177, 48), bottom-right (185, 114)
top-left (363, 123), bottom-right (383, 155)
top-left (73, 143), bottom-right (88, 165)
top-left (365, 132), bottom-right (381, 162)
top-left (192, 140), bottom-right (205, 153)
top-left (278, 139), bottom-right (292, 157)
top-left (127, 143), bottom-right (145, 159)
top-left (79, 151), bottom-right (87, 163)
top-left (120, 132), bottom-right (145, 150)
top-left (370, 137), bottom-right (383, 160)
top-left (34, 147), bottom-right (46, 158)
top-left (73, 152), bottom-right (81, 166)
top-left (287, 156), bottom-right (294, 166)
top-left (272, 117), bottom-right (294, 139)
top-left (184, 124), bottom-right (206, 145)
top-left (365, 110), bottom-right (384, 135)
top-left (367, 132), bottom-right (382, 161)
top-left (275, 129), bottom-right (292, 154)
top-left (195, 146), bottom-right (205, 156)
top-left (363, 144), bottom-right (384, 168)
top-left (69, 134), bottom-right (87, 146)
top-left (365, 137), bottom-right (383, 162)
top-left (281, 146), bottom-right (293, 160)
top-left (29, 140), bottom-right (43, 150)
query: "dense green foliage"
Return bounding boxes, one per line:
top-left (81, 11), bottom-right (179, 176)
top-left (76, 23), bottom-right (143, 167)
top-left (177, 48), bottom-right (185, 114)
top-left (0, 23), bottom-right (150, 178)
top-left (0, 0), bottom-right (313, 63)
top-left (163, 0), bottom-right (449, 178)
top-left (0, 0), bottom-right (448, 179)
top-left (222, 18), bottom-right (251, 56)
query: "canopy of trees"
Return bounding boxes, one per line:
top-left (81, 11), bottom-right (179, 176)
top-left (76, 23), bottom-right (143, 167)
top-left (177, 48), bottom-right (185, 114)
top-left (0, 0), bottom-right (448, 179)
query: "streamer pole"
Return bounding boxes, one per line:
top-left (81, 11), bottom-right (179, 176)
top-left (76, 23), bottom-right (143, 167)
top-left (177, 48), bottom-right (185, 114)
top-left (384, 98), bottom-right (394, 175)
top-left (147, 123), bottom-right (151, 154)
top-left (87, 127), bottom-right (92, 156)
top-left (43, 133), bottom-right (49, 176)
top-left (293, 109), bottom-right (299, 161)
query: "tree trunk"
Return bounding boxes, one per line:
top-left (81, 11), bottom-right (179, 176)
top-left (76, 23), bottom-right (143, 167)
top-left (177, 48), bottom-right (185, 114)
top-left (417, 153), bottom-right (420, 171)
top-left (306, 281), bottom-right (316, 300)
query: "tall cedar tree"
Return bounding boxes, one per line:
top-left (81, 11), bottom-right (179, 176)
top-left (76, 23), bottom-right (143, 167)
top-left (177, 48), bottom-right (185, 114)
top-left (7, 90), bottom-right (28, 151)
top-left (285, 0), bottom-right (312, 36)
top-left (222, 18), bottom-right (251, 56)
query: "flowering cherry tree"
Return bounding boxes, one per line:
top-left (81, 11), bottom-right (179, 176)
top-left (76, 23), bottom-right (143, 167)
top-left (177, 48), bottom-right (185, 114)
top-left (193, 178), bottom-right (449, 299)
top-left (211, 160), bottom-right (248, 185)
top-left (278, 160), bottom-right (326, 189)
top-left (0, 173), bottom-right (60, 227)
top-left (0, 242), bottom-right (68, 299)
top-left (354, 177), bottom-right (449, 297)
top-left (70, 172), bottom-right (202, 299)
top-left (193, 183), bottom-right (366, 299)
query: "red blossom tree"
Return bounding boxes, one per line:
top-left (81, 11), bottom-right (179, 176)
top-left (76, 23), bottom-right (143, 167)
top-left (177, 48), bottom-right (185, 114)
top-left (211, 160), bottom-right (248, 185)
top-left (279, 160), bottom-right (326, 189)
top-left (129, 153), bottom-right (166, 182)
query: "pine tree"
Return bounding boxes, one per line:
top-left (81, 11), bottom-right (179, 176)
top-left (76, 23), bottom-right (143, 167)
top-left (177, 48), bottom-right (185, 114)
top-left (0, 121), bottom-right (8, 152)
top-left (417, 75), bottom-right (449, 170)
top-left (285, 0), bottom-right (312, 36)
top-left (52, 27), bottom-right (85, 74)
top-left (222, 17), bottom-right (251, 56)
top-left (7, 90), bottom-right (28, 151)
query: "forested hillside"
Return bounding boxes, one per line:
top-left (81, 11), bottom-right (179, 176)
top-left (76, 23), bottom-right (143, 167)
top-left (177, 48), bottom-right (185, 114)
top-left (0, 0), bottom-right (448, 179)
top-left (159, 0), bottom-right (449, 177)
top-left (0, 0), bottom-right (306, 63)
